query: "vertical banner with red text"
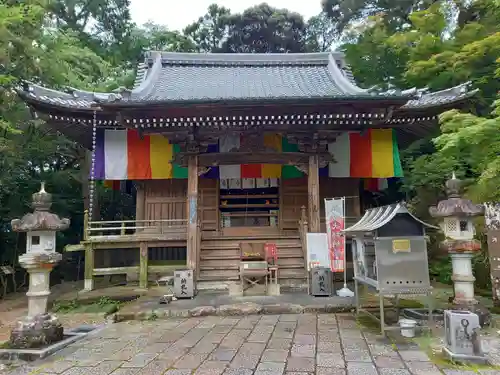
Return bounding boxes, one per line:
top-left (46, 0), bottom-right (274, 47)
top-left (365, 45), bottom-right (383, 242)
top-left (325, 198), bottom-right (345, 272)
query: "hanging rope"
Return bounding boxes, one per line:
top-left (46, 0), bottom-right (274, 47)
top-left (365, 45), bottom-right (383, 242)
top-left (88, 110), bottom-right (97, 236)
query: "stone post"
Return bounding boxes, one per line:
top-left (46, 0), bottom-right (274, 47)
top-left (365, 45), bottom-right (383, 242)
top-left (9, 183), bottom-right (70, 348)
top-left (429, 174), bottom-right (490, 326)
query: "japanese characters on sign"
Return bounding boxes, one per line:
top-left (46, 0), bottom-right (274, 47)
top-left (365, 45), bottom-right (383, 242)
top-left (318, 274), bottom-right (326, 292)
top-left (180, 278), bottom-right (188, 295)
top-left (325, 198), bottom-right (345, 272)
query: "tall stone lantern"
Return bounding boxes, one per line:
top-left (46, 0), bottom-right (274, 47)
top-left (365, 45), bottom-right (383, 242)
top-left (429, 174), bottom-right (490, 326)
top-left (9, 182), bottom-right (70, 348)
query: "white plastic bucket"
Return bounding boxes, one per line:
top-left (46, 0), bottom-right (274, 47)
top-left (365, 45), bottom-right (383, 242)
top-left (399, 318), bottom-right (417, 338)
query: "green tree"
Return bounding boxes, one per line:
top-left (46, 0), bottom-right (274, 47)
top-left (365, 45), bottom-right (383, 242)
top-left (305, 11), bottom-right (339, 52)
top-left (221, 3), bottom-right (309, 53)
top-left (184, 4), bottom-right (231, 52)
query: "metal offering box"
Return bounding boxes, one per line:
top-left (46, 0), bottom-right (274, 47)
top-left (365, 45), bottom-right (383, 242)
top-left (344, 202), bottom-right (436, 295)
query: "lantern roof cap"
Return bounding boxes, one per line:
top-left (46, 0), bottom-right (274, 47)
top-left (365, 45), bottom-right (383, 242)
top-left (11, 183), bottom-right (70, 232)
top-left (429, 174), bottom-right (484, 218)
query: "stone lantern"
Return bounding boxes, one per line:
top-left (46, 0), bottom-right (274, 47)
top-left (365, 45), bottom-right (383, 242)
top-left (9, 182), bottom-right (70, 348)
top-left (429, 173), bottom-right (490, 326)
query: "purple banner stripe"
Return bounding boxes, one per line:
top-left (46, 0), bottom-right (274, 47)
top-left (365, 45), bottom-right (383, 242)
top-left (93, 128), bottom-right (105, 179)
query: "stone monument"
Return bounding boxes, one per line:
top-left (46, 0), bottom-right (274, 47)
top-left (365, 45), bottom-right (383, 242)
top-left (429, 173), bottom-right (490, 326)
top-left (9, 182), bottom-right (70, 348)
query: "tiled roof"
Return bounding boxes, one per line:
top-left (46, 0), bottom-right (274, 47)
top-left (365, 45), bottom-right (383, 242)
top-left (18, 51), bottom-right (476, 111)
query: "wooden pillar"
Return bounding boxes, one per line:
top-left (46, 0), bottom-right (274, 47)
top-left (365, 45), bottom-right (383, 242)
top-left (139, 242), bottom-right (148, 289)
top-left (308, 155), bottom-right (320, 233)
top-left (135, 182), bottom-right (145, 233)
top-left (84, 244), bottom-right (94, 291)
top-left (187, 156), bottom-right (199, 271)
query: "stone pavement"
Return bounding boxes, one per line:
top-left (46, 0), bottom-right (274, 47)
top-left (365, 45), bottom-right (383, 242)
top-left (5, 313), bottom-right (499, 375)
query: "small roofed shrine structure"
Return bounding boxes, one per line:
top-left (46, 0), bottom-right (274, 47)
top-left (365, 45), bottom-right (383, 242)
top-left (17, 51), bottom-right (477, 291)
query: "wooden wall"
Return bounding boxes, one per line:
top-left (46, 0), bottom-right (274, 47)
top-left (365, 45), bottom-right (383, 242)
top-left (280, 177), bottom-right (308, 231)
top-left (140, 177), bottom-right (360, 233)
top-left (199, 179), bottom-right (218, 233)
top-left (143, 180), bottom-right (187, 230)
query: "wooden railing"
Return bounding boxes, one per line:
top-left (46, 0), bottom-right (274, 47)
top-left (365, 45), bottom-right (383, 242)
top-left (298, 206), bottom-right (309, 274)
top-left (83, 211), bottom-right (187, 240)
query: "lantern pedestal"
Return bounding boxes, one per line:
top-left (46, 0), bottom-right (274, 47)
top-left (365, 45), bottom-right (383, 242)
top-left (10, 253), bottom-right (64, 349)
top-left (446, 248), bottom-right (491, 327)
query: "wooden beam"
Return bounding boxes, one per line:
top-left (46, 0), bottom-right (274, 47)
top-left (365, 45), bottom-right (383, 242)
top-left (308, 154), bottom-right (320, 233)
top-left (84, 244), bottom-right (94, 291)
top-left (135, 182), bottom-right (145, 233)
top-left (139, 242), bottom-right (148, 289)
top-left (187, 155), bottom-right (199, 272)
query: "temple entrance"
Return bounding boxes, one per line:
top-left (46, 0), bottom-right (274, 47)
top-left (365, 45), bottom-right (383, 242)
top-left (219, 178), bottom-right (280, 230)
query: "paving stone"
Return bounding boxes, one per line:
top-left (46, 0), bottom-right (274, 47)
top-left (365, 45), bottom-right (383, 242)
top-left (405, 361), bottom-right (442, 375)
top-left (230, 329), bottom-right (252, 338)
top-left (122, 353), bottom-right (157, 367)
top-left (141, 342), bottom-right (171, 353)
top-left (220, 336), bottom-right (245, 348)
top-left (191, 342), bottom-right (218, 354)
top-left (174, 353), bottom-right (208, 369)
top-left (256, 361), bottom-right (286, 372)
top-left (157, 346), bottom-right (189, 360)
top-left (134, 359), bottom-right (172, 375)
top-left (229, 354), bottom-right (261, 369)
top-left (247, 333), bottom-right (272, 343)
top-left (316, 369), bottom-right (346, 375)
top-left (291, 345), bottom-right (316, 358)
top-left (317, 341), bottom-right (342, 353)
top-left (210, 349), bottom-right (237, 361)
top-left (199, 361), bottom-right (230, 370)
top-left (478, 370), bottom-right (500, 375)
top-left (279, 315), bottom-right (299, 322)
top-left (344, 350), bottom-right (372, 362)
top-left (293, 335), bottom-right (316, 345)
top-left (239, 343), bottom-right (266, 355)
top-left (267, 338), bottom-right (292, 350)
top-left (286, 372), bottom-right (313, 375)
top-left (442, 370), bottom-right (478, 375)
top-left (378, 370), bottom-right (412, 375)
top-left (193, 368), bottom-right (226, 375)
top-left (223, 368), bottom-right (253, 375)
top-left (316, 352), bottom-right (345, 368)
top-left (213, 326), bottom-right (233, 334)
top-left (346, 362), bottom-right (378, 375)
top-left (340, 330), bottom-right (364, 339)
top-left (286, 357), bottom-right (315, 372)
top-left (109, 369), bottom-right (140, 375)
top-left (261, 349), bottom-right (289, 362)
top-left (34, 360), bottom-right (76, 373)
top-left (343, 340), bottom-right (369, 351)
top-left (368, 344), bottom-right (399, 357)
top-left (374, 356), bottom-right (405, 369)
top-left (204, 333), bottom-right (227, 343)
top-left (398, 350), bottom-right (430, 362)
top-left (164, 370), bottom-right (194, 375)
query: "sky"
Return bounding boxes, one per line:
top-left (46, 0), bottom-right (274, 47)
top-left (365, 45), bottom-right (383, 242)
top-left (129, 0), bottom-right (322, 31)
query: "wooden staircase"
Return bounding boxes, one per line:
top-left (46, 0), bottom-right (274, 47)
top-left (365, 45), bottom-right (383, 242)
top-left (198, 234), bottom-right (307, 288)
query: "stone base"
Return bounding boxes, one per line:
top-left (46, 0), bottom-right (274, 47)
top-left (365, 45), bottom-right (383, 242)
top-left (9, 314), bottom-right (64, 349)
top-left (452, 303), bottom-right (491, 327)
top-left (267, 284), bottom-right (281, 296)
top-left (228, 283), bottom-right (243, 297)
